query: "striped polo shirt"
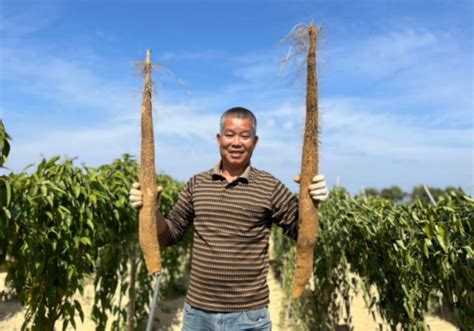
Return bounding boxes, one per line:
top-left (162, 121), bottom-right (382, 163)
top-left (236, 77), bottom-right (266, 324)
top-left (164, 161), bottom-right (299, 312)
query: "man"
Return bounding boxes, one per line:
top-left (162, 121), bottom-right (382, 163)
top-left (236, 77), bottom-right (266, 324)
top-left (130, 107), bottom-right (329, 330)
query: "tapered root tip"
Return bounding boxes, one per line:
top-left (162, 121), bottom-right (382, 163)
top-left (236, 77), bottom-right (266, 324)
top-left (146, 49), bottom-right (152, 64)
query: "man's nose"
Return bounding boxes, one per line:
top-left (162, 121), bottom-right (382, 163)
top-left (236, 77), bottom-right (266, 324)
top-left (231, 136), bottom-right (242, 146)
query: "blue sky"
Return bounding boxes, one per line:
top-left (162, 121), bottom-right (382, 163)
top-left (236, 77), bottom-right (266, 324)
top-left (1, 0), bottom-right (472, 195)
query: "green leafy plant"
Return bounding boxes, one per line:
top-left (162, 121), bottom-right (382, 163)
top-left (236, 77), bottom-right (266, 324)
top-left (273, 188), bottom-right (473, 330)
top-left (7, 157), bottom-right (95, 330)
top-left (1, 120), bottom-right (12, 264)
top-left (2, 154), bottom-right (192, 330)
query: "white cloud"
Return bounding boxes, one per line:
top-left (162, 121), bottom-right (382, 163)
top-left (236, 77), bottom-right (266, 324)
top-left (321, 97), bottom-right (472, 156)
top-left (233, 62), bottom-right (277, 81)
top-left (324, 28), bottom-right (472, 114)
top-left (0, 47), bottom-right (138, 117)
top-left (325, 28), bottom-right (439, 79)
top-left (158, 50), bottom-right (228, 62)
top-left (0, 4), bottom-right (61, 40)
top-left (367, 28), bottom-right (438, 60)
top-left (6, 109), bottom-right (212, 176)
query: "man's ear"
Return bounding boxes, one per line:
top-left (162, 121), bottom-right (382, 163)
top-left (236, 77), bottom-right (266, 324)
top-left (216, 133), bottom-right (221, 144)
top-left (254, 135), bottom-right (259, 146)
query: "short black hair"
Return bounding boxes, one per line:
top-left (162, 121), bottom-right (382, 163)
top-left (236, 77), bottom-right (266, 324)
top-left (220, 107), bottom-right (257, 136)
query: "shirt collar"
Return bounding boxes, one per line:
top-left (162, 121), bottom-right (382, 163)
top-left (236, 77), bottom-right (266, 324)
top-left (211, 160), bottom-right (251, 183)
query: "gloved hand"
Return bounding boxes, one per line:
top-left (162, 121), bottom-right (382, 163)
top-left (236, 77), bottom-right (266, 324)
top-left (129, 182), bottom-right (163, 210)
top-left (294, 174), bottom-right (329, 202)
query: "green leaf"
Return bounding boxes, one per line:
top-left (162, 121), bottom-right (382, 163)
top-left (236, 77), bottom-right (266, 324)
top-left (2, 179), bottom-right (11, 206)
top-left (80, 237), bottom-right (92, 246)
top-left (40, 184), bottom-right (48, 196)
top-left (423, 239), bottom-right (431, 258)
top-left (403, 301), bottom-right (415, 320)
top-left (86, 219), bottom-right (94, 231)
top-left (35, 261), bottom-right (44, 275)
top-left (436, 225), bottom-right (448, 253)
top-left (423, 223), bottom-right (433, 239)
top-left (45, 156), bottom-right (61, 168)
top-left (401, 284), bottom-right (410, 298)
top-left (58, 205), bottom-right (71, 214)
top-left (20, 242), bottom-right (29, 254)
top-left (438, 223), bottom-right (447, 241)
top-left (67, 267), bottom-right (75, 281)
top-left (396, 239), bottom-right (406, 250)
top-left (464, 245), bottom-right (474, 258)
top-left (74, 185), bottom-right (81, 198)
top-left (74, 299), bottom-right (85, 322)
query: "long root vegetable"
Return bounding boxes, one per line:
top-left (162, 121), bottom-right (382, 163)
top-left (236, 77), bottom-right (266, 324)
top-left (292, 24), bottom-right (320, 299)
top-left (139, 49), bottom-right (161, 274)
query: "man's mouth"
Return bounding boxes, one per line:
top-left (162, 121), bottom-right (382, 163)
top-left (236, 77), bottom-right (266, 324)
top-left (229, 150), bottom-right (244, 158)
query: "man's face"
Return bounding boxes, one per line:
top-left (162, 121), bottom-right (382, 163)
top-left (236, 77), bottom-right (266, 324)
top-left (217, 116), bottom-right (258, 170)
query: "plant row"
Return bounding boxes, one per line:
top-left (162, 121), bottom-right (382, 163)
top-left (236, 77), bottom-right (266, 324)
top-left (272, 187), bottom-right (473, 331)
top-left (1, 153), bottom-right (192, 331)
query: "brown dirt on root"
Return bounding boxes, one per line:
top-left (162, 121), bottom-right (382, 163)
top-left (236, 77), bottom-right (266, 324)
top-left (139, 50), bottom-right (161, 274)
top-left (293, 24), bottom-right (320, 299)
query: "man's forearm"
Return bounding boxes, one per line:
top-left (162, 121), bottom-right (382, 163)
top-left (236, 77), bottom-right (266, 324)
top-left (155, 208), bottom-right (172, 247)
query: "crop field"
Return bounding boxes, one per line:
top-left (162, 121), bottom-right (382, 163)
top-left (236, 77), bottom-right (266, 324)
top-left (1, 122), bottom-right (472, 330)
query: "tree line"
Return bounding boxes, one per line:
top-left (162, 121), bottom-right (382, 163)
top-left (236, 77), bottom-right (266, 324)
top-left (362, 185), bottom-right (465, 205)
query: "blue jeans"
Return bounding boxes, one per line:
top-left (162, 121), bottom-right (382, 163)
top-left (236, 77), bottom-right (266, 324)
top-left (182, 302), bottom-right (272, 331)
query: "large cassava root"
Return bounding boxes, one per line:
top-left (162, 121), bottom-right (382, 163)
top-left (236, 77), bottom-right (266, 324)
top-left (292, 24), bottom-right (320, 299)
top-left (139, 49), bottom-right (161, 274)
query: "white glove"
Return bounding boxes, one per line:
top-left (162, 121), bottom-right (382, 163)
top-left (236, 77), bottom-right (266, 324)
top-left (294, 174), bottom-right (329, 202)
top-left (129, 182), bottom-right (162, 210)
top-left (309, 174), bottom-right (329, 202)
